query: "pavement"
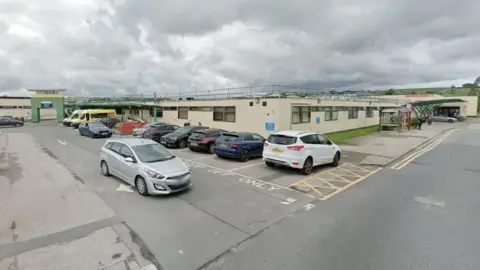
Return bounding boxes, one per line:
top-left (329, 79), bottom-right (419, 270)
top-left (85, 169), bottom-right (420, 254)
top-left (340, 122), bottom-right (461, 166)
top-left (0, 120), bottom-right (474, 270)
top-left (0, 132), bottom-right (158, 270)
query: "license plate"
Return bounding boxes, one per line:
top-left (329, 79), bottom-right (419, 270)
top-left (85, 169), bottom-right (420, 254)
top-left (190, 142), bottom-right (198, 146)
top-left (272, 148), bottom-right (283, 154)
top-left (220, 144), bottom-right (228, 148)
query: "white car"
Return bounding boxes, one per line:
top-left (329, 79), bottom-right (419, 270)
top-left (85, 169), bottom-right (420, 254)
top-left (262, 131), bottom-right (341, 175)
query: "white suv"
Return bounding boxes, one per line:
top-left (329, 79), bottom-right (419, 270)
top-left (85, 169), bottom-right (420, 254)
top-left (262, 131), bottom-right (341, 175)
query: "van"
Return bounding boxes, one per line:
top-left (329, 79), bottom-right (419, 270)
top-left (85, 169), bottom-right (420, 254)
top-left (71, 109), bottom-right (117, 129)
top-left (63, 110), bottom-right (85, 127)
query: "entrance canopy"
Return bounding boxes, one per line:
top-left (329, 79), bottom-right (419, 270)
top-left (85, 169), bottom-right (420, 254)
top-left (411, 98), bottom-right (466, 118)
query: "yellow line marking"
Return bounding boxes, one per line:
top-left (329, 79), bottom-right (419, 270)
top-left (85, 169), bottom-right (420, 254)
top-left (335, 167), bottom-right (363, 177)
top-left (301, 181), bottom-right (325, 197)
top-left (390, 129), bottom-right (458, 170)
top-left (288, 163), bottom-right (358, 187)
top-left (319, 168), bottom-right (382, 201)
top-left (342, 163), bottom-right (373, 173)
top-left (325, 171), bottom-right (354, 183)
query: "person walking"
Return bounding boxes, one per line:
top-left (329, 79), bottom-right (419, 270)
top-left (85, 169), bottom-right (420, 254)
top-left (417, 117), bottom-right (424, 130)
top-left (427, 114), bottom-right (433, 126)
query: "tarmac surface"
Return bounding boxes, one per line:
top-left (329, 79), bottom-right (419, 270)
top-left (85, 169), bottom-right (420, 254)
top-left (3, 121), bottom-right (473, 269)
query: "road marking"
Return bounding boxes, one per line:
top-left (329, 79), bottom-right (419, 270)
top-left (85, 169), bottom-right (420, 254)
top-left (319, 167), bottom-right (382, 201)
top-left (468, 124), bottom-right (480, 129)
top-left (390, 129), bottom-right (458, 170)
top-left (280, 197), bottom-right (297, 205)
top-left (413, 195), bottom-right (445, 210)
top-left (228, 161), bottom-right (265, 171)
top-left (189, 156), bottom-right (214, 161)
top-left (57, 140), bottom-right (67, 146)
top-left (303, 203), bottom-right (315, 211)
top-left (116, 184), bottom-right (134, 193)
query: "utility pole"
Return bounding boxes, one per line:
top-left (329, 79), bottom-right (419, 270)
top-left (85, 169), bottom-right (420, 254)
top-left (153, 92), bottom-right (157, 122)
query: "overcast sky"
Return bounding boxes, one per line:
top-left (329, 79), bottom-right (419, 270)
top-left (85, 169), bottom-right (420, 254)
top-left (1, 0), bottom-right (479, 97)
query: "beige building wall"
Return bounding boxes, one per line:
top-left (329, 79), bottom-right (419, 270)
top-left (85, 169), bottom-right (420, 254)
top-left (155, 98), bottom-right (393, 137)
top-left (0, 98), bottom-right (32, 119)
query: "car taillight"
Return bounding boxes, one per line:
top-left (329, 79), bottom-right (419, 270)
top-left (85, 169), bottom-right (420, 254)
top-left (99, 148), bottom-right (102, 152)
top-left (231, 144), bottom-right (240, 148)
top-left (287, 145), bottom-right (304, 151)
top-left (264, 142), bottom-right (269, 147)
top-left (202, 138), bottom-right (211, 142)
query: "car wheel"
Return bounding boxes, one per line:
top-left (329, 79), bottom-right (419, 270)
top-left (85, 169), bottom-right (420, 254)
top-left (79, 129), bottom-right (83, 136)
top-left (89, 131), bottom-right (93, 138)
top-left (208, 143), bottom-right (215, 154)
top-left (331, 152), bottom-right (341, 167)
top-left (189, 146), bottom-right (195, 152)
top-left (265, 161), bottom-right (275, 168)
top-left (177, 140), bottom-right (187, 148)
top-left (14, 123), bottom-right (21, 127)
top-left (448, 119), bottom-right (454, 123)
top-left (135, 176), bottom-right (149, 196)
top-left (300, 157), bottom-right (313, 175)
top-left (100, 161), bottom-right (110, 176)
top-left (216, 154), bottom-right (224, 159)
top-left (239, 150), bottom-right (250, 162)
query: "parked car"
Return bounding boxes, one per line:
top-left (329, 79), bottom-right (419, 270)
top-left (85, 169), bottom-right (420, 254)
top-left (0, 116), bottom-right (23, 127)
top-left (133, 122), bottom-right (166, 137)
top-left (188, 128), bottom-right (227, 154)
top-left (143, 124), bottom-right (180, 143)
top-left (214, 132), bottom-right (265, 162)
top-left (161, 126), bottom-right (207, 148)
top-left (432, 115), bottom-right (458, 123)
top-left (79, 121), bottom-right (112, 138)
top-left (262, 131), bottom-right (341, 175)
top-left (98, 117), bottom-right (121, 129)
top-left (99, 138), bottom-right (191, 196)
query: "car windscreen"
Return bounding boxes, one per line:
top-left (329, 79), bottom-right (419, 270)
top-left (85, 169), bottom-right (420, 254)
top-left (91, 113), bottom-right (108, 119)
top-left (88, 122), bottom-right (105, 128)
top-left (267, 134), bottom-right (297, 145)
top-left (132, 144), bottom-right (175, 163)
top-left (174, 126), bottom-right (196, 134)
top-left (220, 133), bottom-right (239, 142)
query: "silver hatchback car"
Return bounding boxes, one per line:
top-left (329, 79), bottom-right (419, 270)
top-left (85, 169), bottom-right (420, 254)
top-left (99, 138), bottom-right (192, 196)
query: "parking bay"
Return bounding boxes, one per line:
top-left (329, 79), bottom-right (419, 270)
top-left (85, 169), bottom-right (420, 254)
top-left (20, 125), bottom-right (318, 269)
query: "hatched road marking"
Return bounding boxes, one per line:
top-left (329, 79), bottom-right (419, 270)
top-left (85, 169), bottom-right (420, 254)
top-left (288, 163), bottom-right (382, 200)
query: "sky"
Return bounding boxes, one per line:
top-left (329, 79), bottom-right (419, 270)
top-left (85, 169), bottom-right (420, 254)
top-left (0, 0), bottom-right (479, 97)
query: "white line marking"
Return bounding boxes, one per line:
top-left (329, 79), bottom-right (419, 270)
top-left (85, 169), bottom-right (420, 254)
top-left (57, 140), bottom-right (67, 146)
top-left (303, 203), bottom-right (315, 211)
top-left (189, 156), bottom-right (214, 161)
top-left (281, 197), bottom-right (297, 205)
top-left (116, 184), bottom-right (134, 193)
top-left (413, 195), bottom-right (445, 210)
top-left (468, 124), bottom-right (480, 129)
top-left (228, 161), bottom-right (265, 171)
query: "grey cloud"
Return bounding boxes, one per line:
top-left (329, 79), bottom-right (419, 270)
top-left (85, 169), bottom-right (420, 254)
top-left (1, 0), bottom-right (480, 96)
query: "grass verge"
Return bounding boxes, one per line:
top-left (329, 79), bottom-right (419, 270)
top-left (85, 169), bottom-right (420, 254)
top-left (325, 126), bottom-right (378, 145)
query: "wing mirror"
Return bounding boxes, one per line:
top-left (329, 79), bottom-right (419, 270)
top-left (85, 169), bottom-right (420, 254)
top-left (125, 157), bottom-right (135, 163)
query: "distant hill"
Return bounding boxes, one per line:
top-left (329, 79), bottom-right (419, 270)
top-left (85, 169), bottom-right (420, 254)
top-left (371, 87), bottom-right (478, 97)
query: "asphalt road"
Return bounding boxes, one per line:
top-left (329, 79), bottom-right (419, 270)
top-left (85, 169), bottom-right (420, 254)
top-left (202, 123), bottom-right (480, 270)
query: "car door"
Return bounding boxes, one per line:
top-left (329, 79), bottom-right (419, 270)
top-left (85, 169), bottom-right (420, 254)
top-left (105, 142), bottom-right (123, 177)
top-left (299, 134), bottom-right (322, 165)
top-left (316, 134), bottom-right (336, 164)
top-left (0, 117), bottom-right (9, 126)
top-left (117, 144), bottom-right (137, 185)
top-left (241, 134), bottom-right (256, 153)
top-left (251, 134), bottom-right (266, 156)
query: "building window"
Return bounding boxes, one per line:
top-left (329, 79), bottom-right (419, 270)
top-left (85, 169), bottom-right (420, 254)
top-left (178, 106), bottom-right (188, 119)
top-left (189, 107), bottom-right (199, 111)
top-left (150, 107), bottom-right (163, 118)
top-left (213, 106), bottom-right (236, 122)
top-left (199, 107), bottom-right (213, 111)
top-left (292, 106), bottom-right (311, 124)
top-left (325, 106), bottom-right (338, 121)
top-left (366, 107), bottom-right (374, 118)
top-left (310, 106), bottom-right (319, 112)
top-left (249, 101), bottom-right (254, 106)
top-left (262, 101), bottom-right (267, 106)
top-left (348, 107), bottom-right (359, 119)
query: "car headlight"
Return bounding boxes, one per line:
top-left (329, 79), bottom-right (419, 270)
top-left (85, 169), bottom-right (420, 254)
top-left (144, 168), bottom-right (165, 179)
top-left (170, 137), bottom-right (177, 141)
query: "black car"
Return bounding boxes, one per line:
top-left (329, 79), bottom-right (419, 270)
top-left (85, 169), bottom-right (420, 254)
top-left (143, 124), bottom-right (180, 143)
top-left (188, 128), bottom-right (227, 154)
top-left (161, 126), bottom-right (207, 148)
top-left (0, 116), bottom-right (23, 127)
top-left (78, 121), bottom-right (112, 138)
top-left (98, 117), bottom-right (120, 129)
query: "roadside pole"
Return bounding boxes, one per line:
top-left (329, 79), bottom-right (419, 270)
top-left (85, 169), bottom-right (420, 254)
top-left (153, 92), bottom-right (157, 122)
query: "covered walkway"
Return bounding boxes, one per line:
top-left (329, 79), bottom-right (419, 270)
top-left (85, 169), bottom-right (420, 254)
top-left (411, 98), bottom-right (466, 118)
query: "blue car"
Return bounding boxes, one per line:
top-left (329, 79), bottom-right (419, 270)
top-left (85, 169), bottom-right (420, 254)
top-left (214, 132), bottom-right (266, 162)
top-left (79, 121), bottom-right (112, 138)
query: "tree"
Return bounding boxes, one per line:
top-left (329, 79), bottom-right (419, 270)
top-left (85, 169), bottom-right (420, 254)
top-left (385, 89), bottom-right (394, 95)
top-left (462, 83), bottom-right (477, 88)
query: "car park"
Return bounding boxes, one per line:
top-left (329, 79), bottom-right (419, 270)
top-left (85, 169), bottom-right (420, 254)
top-left (0, 116), bottom-right (23, 127)
top-left (79, 121), bottom-right (113, 138)
top-left (214, 132), bottom-right (265, 162)
top-left (263, 131), bottom-right (341, 175)
top-left (99, 138), bottom-right (191, 196)
top-left (161, 126), bottom-right (207, 148)
top-left (142, 124), bottom-right (180, 143)
top-left (71, 109), bottom-right (117, 129)
top-left (133, 122), bottom-right (166, 137)
top-left (188, 128), bottom-right (227, 154)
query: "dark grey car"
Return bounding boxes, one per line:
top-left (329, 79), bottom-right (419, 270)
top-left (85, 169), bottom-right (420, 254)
top-left (0, 117), bottom-right (23, 127)
top-left (79, 121), bottom-right (112, 138)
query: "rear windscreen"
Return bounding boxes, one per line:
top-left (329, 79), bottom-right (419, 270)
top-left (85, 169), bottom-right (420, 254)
top-left (267, 135), bottom-right (297, 145)
top-left (221, 133), bottom-right (239, 142)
